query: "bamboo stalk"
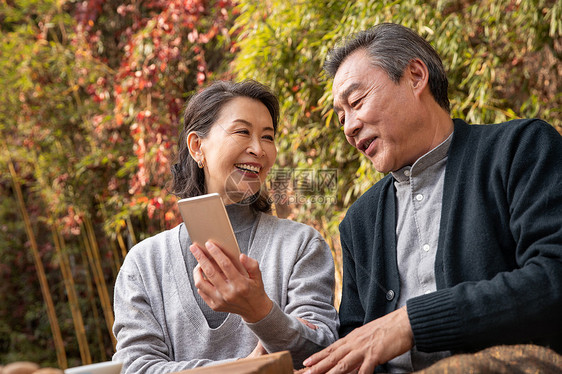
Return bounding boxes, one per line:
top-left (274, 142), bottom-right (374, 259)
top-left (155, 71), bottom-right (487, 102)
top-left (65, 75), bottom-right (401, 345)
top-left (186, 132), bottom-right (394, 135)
top-left (82, 216), bottom-right (117, 348)
top-left (126, 216), bottom-right (137, 245)
top-left (80, 223), bottom-right (110, 355)
top-left (80, 251), bottom-right (107, 362)
top-left (85, 217), bottom-right (117, 348)
top-left (109, 240), bottom-right (121, 277)
top-left (95, 196), bottom-right (125, 270)
top-left (8, 160), bottom-right (68, 369)
top-left (116, 232), bottom-right (128, 260)
top-left (52, 225), bottom-right (92, 364)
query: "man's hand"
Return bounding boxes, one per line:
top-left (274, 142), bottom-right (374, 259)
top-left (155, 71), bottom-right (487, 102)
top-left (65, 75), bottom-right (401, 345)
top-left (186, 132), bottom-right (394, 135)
top-left (302, 307), bottom-right (414, 374)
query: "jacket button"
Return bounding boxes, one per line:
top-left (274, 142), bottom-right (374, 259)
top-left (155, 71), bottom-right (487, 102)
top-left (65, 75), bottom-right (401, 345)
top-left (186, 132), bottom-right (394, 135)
top-left (386, 290), bottom-right (395, 301)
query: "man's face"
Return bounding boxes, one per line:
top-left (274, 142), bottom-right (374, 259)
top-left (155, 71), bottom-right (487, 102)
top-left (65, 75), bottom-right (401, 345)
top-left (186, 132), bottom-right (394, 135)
top-left (332, 49), bottom-right (426, 173)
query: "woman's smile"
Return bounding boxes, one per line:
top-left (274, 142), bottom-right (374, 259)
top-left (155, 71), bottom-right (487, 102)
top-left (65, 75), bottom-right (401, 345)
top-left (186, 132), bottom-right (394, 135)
top-left (234, 163), bottom-right (262, 177)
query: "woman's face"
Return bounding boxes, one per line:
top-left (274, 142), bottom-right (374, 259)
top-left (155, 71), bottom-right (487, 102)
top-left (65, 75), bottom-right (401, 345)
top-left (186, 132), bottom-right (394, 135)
top-left (198, 97), bottom-right (277, 204)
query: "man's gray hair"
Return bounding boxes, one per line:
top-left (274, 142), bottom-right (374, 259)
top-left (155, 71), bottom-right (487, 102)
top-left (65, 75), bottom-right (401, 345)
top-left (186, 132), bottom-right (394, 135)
top-left (324, 23), bottom-right (450, 112)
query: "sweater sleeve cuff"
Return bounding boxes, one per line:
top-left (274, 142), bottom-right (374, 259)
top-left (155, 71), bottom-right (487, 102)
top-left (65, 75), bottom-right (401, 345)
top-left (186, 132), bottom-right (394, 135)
top-left (244, 302), bottom-right (300, 349)
top-left (407, 288), bottom-right (464, 352)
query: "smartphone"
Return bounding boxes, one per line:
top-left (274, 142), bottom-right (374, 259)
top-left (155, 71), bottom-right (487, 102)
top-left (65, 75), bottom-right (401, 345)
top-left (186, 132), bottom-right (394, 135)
top-left (178, 193), bottom-right (244, 273)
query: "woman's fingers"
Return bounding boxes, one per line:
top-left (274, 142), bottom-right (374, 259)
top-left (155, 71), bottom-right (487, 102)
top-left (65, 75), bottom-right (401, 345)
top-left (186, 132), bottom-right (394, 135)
top-left (240, 253), bottom-right (261, 279)
top-left (193, 263), bottom-right (215, 296)
top-left (190, 243), bottom-right (227, 286)
top-left (247, 341), bottom-right (267, 358)
top-left (193, 262), bottom-right (228, 311)
top-left (204, 241), bottom-right (244, 279)
top-left (297, 317), bottom-right (318, 330)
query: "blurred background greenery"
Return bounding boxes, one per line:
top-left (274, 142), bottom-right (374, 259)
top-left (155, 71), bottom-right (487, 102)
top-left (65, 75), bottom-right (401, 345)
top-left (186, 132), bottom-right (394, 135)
top-left (1, 0), bottom-right (560, 369)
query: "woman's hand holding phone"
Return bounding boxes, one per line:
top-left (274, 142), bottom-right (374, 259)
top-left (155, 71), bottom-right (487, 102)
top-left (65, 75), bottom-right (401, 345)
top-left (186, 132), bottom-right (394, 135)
top-left (190, 240), bottom-right (273, 323)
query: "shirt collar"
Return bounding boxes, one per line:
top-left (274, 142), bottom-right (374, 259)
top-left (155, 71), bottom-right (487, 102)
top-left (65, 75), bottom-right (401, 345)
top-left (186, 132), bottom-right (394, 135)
top-left (392, 131), bottom-right (454, 182)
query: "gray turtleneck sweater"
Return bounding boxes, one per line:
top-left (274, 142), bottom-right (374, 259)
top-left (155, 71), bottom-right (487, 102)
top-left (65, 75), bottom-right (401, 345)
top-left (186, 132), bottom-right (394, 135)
top-left (113, 205), bottom-right (339, 373)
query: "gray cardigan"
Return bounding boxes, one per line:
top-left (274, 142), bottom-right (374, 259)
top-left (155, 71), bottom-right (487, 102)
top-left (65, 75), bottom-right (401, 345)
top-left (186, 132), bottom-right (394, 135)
top-left (113, 213), bottom-right (338, 373)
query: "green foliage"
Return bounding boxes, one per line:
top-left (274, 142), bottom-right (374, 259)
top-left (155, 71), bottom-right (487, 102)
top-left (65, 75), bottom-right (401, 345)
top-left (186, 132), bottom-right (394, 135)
top-left (0, 1), bottom-right (112, 222)
top-left (231, 0), bottom-right (562, 287)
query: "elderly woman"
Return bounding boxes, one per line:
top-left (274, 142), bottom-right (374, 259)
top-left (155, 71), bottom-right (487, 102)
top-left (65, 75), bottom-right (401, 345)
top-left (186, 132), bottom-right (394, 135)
top-left (112, 80), bottom-right (338, 373)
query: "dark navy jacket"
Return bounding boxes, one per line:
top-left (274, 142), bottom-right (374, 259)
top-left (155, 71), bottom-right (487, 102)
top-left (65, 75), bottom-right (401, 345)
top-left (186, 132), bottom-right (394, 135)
top-left (339, 119), bottom-right (562, 361)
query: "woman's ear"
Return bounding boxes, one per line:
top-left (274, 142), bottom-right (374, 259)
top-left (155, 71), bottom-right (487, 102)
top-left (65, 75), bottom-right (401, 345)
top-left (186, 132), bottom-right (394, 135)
top-left (407, 58), bottom-right (429, 95)
top-left (186, 131), bottom-right (203, 161)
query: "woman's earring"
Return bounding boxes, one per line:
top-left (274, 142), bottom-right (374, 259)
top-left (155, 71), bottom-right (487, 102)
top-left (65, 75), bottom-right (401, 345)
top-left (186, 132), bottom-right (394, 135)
top-left (197, 157), bottom-right (205, 169)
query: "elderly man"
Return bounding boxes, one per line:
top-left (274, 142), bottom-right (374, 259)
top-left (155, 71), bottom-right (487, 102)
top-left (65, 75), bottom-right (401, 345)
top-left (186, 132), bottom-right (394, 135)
top-left (303, 23), bottom-right (562, 373)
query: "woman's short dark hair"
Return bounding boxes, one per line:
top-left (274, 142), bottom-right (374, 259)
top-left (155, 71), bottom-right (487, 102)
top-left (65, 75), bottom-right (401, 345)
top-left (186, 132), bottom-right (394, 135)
top-left (324, 23), bottom-right (450, 112)
top-left (170, 80), bottom-right (280, 213)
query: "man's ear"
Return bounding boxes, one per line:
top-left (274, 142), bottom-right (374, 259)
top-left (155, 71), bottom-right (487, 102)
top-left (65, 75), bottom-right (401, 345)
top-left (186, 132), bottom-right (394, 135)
top-left (407, 59), bottom-right (429, 96)
top-left (186, 131), bottom-right (203, 161)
